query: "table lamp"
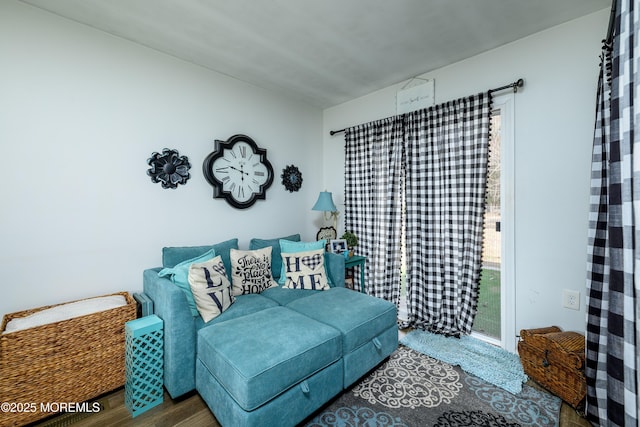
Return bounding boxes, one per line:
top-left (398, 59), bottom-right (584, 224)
top-left (312, 191), bottom-right (339, 241)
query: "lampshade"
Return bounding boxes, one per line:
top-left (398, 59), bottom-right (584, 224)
top-left (312, 191), bottom-right (337, 212)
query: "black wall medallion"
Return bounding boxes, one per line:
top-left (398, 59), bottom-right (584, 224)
top-left (147, 148), bottom-right (191, 189)
top-left (281, 165), bottom-right (303, 192)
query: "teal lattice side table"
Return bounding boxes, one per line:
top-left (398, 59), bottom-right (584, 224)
top-left (125, 315), bottom-right (164, 417)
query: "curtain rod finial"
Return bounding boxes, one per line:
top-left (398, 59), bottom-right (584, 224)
top-left (514, 79), bottom-right (524, 92)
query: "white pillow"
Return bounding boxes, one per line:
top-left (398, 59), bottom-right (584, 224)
top-left (230, 247), bottom-right (278, 296)
top-left (281, 248), bottom-right (330, 290)
top-left (2, 295), bottom-right (127, 334)
top-left (188, 256), bottom-right (234, 322)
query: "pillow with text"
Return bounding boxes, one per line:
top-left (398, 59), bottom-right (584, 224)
top-left (188, 255), bottom-right (234, 322)
top-left (281, 248), bottom-right (330, 290)
top-left (230, 247), bottom-right (278, 296)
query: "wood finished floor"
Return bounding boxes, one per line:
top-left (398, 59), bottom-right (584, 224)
top-left (36, 388), bottom-right (220, 427)
top-left (35, 382), bottom-right (591, 427)
top-left (36, 330), bottom-right (589, 426)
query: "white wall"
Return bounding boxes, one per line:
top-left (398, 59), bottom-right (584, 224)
top-left (323, 10), bottom-right (609, 340)
top-left (0, 0), bottom-right (610, 339)
top-left (0, 1), bottom-right (323, 317)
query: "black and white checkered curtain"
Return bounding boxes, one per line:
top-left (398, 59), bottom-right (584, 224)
top-left (344, 117), bottom-right (404, 303)
top-left (403, 93), bottom-right (491, 336)
top-left (586, 0), bottom-right (639, 425)
top-left (343, 93), bottom-right (490, 336)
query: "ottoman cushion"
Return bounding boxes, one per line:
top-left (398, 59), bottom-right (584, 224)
top-left (286, 287), bottom-right (397, 354)
top-left (197, 306), bottom-right (342, 411)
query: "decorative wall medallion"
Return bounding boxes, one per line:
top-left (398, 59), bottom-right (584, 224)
top-left (281, 165), bottom-right (303, 192)
top-left (147, 148), bottom-right (191, 189)
top-left (203, 134), bottom-right (274, 209)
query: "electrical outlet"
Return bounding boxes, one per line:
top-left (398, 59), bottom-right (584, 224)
top-left (562, 289), bottom-right (580, 310)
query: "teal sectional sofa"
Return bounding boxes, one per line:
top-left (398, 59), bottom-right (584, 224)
top-left (143, 235), bottom-right (398, 427)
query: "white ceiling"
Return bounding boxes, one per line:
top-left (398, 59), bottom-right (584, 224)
top-left (21, 0), bottom-right (611, 108)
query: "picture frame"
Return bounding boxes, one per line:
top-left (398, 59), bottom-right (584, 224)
top-left (316, 226), bottom-right (337, 241)
top-left (330, 239), bottom-right (347, 254)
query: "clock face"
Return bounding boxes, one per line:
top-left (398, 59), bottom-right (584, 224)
top-left (203, 135), bottom-right (274, 209)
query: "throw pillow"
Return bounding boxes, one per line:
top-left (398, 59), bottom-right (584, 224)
top-left (281, 248), bottom-right (330, 290)
top-left (230, 247), bottom-right (278, 296)
top-left (162, 238), bottom-right (239, 271)
top-left (249, 234), bottom-right (301, 280)
top-left (162, 245), bottom-right (214, 268)
top-left (158, 248), bottom-right (216, 316)
top-left (188, 256), bottom-right (234, 323)
top-left (278, 239), bottom-right (327, 285)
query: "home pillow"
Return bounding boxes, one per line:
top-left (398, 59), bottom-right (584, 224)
top-left (249, 234), bottom-right (301, 280)
top-left (230, 247), bottom-right (278, 296)
top-left (158, 248), bottom-right (216, 316)
top-left (281, 248), bottom-right (330, 290)
top-left (278, 239), bottom-right (326, 285)
top-left (188, 256), bottom-right (234, 323)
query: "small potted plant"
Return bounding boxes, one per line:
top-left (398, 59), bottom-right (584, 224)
top-left (341, 231), bottom-right (358, 257)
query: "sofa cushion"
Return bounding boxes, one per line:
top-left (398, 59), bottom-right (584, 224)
top-left (230, 247), bottom-right (278, 296)
top-left (281, 248), bottom-right (330, 290)
top-left (188, 256), bottom-right (234, 323)
top-left (194, 294), bottom-right (279, 331)
top-left (249, 234), bottom-right (300, 280)
top-left (278, 239), bottom-right (327, 285)
top-left (162, 238), bottom-right (239, 272)
top-left (260, 286), bottom-right (320, 306)
top-left (197, 306), bottom-right (342, 411)
top-left (286, 287), bottom-right (397, 354)
top-left (158, 249), bottom-right (216, 316)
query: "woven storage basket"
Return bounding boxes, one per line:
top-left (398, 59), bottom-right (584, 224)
top-left (518, 326), bottom-right (586, 408)
top-left (0, 292), bottom-right (136, 426)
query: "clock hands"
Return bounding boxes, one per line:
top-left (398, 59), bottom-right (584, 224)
top-left (229, 165), bottom-right (249, 176)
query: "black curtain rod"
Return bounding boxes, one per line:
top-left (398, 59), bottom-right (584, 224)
top-left (329, 78), bottom-right (525, 136)
top-left (488, 78), bottom-right (524, 94)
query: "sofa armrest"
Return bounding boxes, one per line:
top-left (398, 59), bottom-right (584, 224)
top-left (143, 268), bottom-right (197, 398)
top-left (324, 252), bottom-right (345, 288)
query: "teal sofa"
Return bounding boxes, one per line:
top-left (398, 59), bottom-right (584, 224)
top-left (143, 235), bottom-right (398, 427)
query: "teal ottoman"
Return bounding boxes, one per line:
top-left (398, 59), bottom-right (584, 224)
top-left (196, 306), bottom-right (343, 427)
top-left (287, 287), bottom-right (398, 386)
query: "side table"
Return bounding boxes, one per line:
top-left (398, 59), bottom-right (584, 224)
top-left (125, 315), bottom-right (164, 417)
top-left (345, 255), bottom-right (367, 293)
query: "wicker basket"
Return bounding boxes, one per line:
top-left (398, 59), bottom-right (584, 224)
top-left (518, 326), bottom-right (586, 408)
top-left (0, 292), bottom-right (136, 426)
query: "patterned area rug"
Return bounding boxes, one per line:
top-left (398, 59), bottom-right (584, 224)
top-left (304, 346), bottom-right (561, 427)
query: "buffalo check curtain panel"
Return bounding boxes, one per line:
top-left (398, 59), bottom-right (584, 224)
top-left (586, 0), bottom-right (639, 425)
top-left (344, 92), bottom-right (491, 337)
top-left (344, 116), bottom-right (404, 305)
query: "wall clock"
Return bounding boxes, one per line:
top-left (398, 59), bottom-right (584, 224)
top-left (281, 165), bottom-right (303, 192)
top-left (203, 134), bottom-right (274, 209)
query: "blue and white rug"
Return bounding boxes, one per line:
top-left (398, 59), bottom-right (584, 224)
top-left (305, 346), bottom-right (561, 427)
top-left (400, 329), bottom-right (528, 394)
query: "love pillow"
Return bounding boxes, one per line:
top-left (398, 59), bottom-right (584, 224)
top-left (188, 255), bottom-right (234, 323)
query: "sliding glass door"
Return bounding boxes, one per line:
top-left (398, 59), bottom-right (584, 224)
top-left (471, 93), bottom-right (516, 352)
